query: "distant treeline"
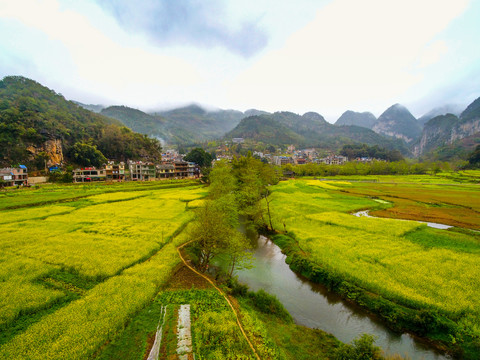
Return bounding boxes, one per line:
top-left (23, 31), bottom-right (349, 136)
top-left (282, 160), bottom-right (452, 176)
top-left (340, 144), bottom-right (403, 162)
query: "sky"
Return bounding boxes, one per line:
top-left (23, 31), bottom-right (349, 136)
top-left (0, 0), bottom-right (479, 122)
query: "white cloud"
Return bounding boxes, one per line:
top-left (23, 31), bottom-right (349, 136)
top-left (0, 0), bottom-right (475, 116)
top-left (415, 41), bottom-right (449, 69)
top-left (0, 0), bottom-right (202, 105)
top-left (227, 0), bottom-right (470, 118)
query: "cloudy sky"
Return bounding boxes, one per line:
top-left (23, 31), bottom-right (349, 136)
top-left (1, 0), bottom-right (479, 121)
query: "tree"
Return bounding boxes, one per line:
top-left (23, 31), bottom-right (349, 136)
top-left (262, 188), bottom-right (274, 231)
top-left (184, 147), bottom-right (213, 168)
top-left (208, 160), bottom-right (237, 199)
top-left (467, 145), bottom-right (480, 168)
top-left (224, 232), bottom-right (253, 277)
top-left (68, 142), bottom-right (107, 167)
top-left (189, 200), bottom-right (239, 272)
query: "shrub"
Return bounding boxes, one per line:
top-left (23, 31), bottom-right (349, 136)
top-left (334, 334), bottom-right (383, 360)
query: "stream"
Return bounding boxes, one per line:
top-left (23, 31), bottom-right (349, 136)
top-left (235, 235), bottom-right (450, 359)
top-left (352, 210), bottom-right (453, 230)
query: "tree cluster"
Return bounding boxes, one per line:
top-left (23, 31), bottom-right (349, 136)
top-left (466, 145), bottom-right (480, 168)
top-left (183, 147), bottom-right (214, 168)
top-left (283, 160), bottom-right (453, 177)
top-left (189, 154), bottom-right (279, 276)
top-left (340, 144), bottom-right (403, 161)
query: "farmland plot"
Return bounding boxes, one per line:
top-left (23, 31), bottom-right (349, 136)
top-left (269, 179), bottom-right (480, 354)
top-left (0, 182), bottom-right (204, 359)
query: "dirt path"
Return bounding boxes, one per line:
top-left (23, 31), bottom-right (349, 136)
top-left (176, 242), bottom-right (261, 360)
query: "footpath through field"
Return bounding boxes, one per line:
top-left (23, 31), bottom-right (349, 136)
top-left (175, 241), bottom-right (261, 360)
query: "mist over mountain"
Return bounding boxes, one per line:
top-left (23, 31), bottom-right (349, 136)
top-left (417, 104), bottom-right (464, 126)
top-left (413, 97), bottom-right (480, 158)
top-left (101, 106), bottom-right (168, 141)
top-left (244, 109), bottom-right (270, 117)
top-left (372, 104), bottom-right (422, 143)
top-left (101, 103), bottom-right (245, 144)
top-left (3, 75), bottom-right (479, 164)
top-left (73, 101), bottom-right (105, 113)
top-left (335, 110), bottom-right (377, 129)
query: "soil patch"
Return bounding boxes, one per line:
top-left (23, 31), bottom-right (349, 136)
top-left (166, 264), bottom-right (211, 290)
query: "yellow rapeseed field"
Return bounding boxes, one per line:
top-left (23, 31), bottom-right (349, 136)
top-left (270, 179), bottom-right (480, 327)
top-left (0, 182), bottom-right (204, 359)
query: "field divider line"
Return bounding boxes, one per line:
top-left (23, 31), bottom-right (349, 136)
top-left (176, 241), bottom-right (261, 360)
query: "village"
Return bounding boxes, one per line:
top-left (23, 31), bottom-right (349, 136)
top-left (0, 142), bottom-right (380, 187)
top-left (0, 157), bottom-right (200, 186)
top-left (216, 139), bottom-right (377, 166)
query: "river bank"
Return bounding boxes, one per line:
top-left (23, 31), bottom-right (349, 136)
top-left (267, 231), bottom-right (470, 358)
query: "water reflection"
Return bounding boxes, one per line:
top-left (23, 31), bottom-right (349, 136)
top-left (236, 236), bottom-right (450, 359)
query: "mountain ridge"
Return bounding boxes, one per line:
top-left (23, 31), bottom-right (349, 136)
top-left (335, 110), bottom-right (376, 128)
top-left (413, 97), bottom-right (480, 157)
top-left (372, 104), bottom-right (422, 143)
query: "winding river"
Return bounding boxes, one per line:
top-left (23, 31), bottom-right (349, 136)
top-left (235, 235), bottom-right (450, 359)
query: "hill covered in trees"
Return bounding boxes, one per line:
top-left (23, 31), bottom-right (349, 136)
top-left (226, 112), bottom-right (410, 154)
top-left (101, 104), bottom-right (245, 145)
top-left (335, 110), bottom-right (376, 128)
top-left (0, 76), bottom-right (161, 169)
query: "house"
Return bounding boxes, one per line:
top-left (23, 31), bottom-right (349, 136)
top-left (174, 161), bottom-right (189, 178)
top-left (105, 162), bottom-right (125, 181)
top-left (301, 148), bottom-right (318, 160)
top-left (273, 156), bottom-right (294, 166)
top-left (128, 161), bottom-right (156, 181)
top-left (157, 161), bottom-right (199, 179)
top-left (0, 165), bottom-right (28, 186)
top-left (187, 162), bottom-right (199, 178)
top-left (73, 167), bottom-right (106, 182)
top-left (156, 163), bottom-right (175, 179)
top-left (318, 155), bottom-right (348, 165)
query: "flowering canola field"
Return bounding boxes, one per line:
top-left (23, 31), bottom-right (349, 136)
top-left (0, 182), bottom-right (204, 359)
top-left (270, 179), bottom-right (480, 344)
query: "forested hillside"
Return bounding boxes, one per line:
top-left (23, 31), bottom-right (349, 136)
top-left (226, 112), bottom-right (410, 154)
top-left (0, 76), bottom-right (161, 169)
top-left (101, 106), bottom-right (168, 141)
top-left (335, 110), bottom-right (376, 128)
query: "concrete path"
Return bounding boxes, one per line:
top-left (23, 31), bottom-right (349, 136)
top-left (177, 304), bottom-right (193, 360)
